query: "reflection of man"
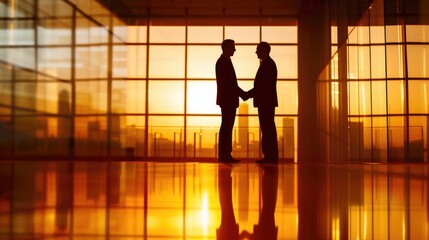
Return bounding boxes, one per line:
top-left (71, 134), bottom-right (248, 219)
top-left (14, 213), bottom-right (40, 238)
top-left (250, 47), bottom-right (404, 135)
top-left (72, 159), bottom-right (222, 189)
top-left (253, 165), bottom-right (278, 240)
top-left (247, 41), bottom-right (279, 163)
top-left (216, 39), bottom-right (248, 163)
top-left (217, 164), bottom-right (240, 240)
top-left (238, 165), bottom-right (279, 240)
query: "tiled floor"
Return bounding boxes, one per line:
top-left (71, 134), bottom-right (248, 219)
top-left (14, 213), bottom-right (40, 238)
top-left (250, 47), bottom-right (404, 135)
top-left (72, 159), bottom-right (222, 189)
top-left (0, 161), bottom-right (428, 239)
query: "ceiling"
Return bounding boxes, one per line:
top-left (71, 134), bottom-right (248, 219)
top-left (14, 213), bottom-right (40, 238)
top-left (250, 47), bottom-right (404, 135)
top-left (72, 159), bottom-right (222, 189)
top-left (96, 0), bottom-right (389, 26)
top-left (97, 0), bottom-right (302, 22)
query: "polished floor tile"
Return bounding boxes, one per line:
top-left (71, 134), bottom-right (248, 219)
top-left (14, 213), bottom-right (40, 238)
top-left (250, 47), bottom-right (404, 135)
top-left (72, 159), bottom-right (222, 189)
top-left (0, 161), bottom-right (428, 239)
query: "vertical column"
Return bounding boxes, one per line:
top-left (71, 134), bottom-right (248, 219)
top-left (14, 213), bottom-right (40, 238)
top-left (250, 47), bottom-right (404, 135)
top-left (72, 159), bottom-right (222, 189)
top-left (336, 0), bottom-right (350, 163)
top-left (70, 5), bottom-right (76, 158)
top-left (107, 12), bottom-right (113, 158)
top-left (297, 0), bottom-right (331, 163)
top-left (298, 1), bottom-right (331, 240)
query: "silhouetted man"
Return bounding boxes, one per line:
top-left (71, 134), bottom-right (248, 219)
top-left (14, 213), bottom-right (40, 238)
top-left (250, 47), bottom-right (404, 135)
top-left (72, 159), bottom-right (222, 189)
top-left (216, 39), bottom-right (247, 163)
top-left (247, 42), bottom-right (279, 163)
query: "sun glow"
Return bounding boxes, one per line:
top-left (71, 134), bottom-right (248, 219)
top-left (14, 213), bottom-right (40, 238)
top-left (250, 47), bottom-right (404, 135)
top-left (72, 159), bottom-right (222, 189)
top-left (200, 192), bottom-right (210, 236)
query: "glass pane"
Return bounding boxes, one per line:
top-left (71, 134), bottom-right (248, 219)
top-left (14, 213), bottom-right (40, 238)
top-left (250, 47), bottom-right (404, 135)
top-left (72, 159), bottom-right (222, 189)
top-left (358, 46), bottom-right (370, 79)
top-left (75, 15), bottom-right (90, 44)
top-left (347, 46), bottom-right (371, 79)
top-left (112, 20), bottom-right (127, 43)
top-left (277, 116), bottom-right (297, 160)
top-left (148, 81), bottom-right (184, 114)
top-left (372, 81), bottom-right (386, 115)
top-left (126, 25), bottom-right (147, 43)
top-left (148, 116), bottom-right (184, 157)
top-left (51, 117), bottom-right (73, 156)
top-left (407, 116), bottom-right (422, 162)
top-left (387, 80), bottom-right (405, 114)
top-left (110, 116), bottom-right (146, 157)
top-left (233, 45), bottom-right (259, 79)
top-left (348, 82), bottom-right (359, 115)
top-left (407, 45), bottom-right (429, 78)
top-left (331, 26), bottom-right (338, 44)
top-left (15, 66), bottom-right (36, 80)
top-left (186, 116), bottom-right (220, 158)
top-left (76, 81), bottom-right (108, 114)
top-left (0, 63), bottom-right (12, 81)
top-left (331, 46), bottom-right (338, 58)
top-left (75, 14), bottom-right (107, 44)
top-left (406, 25), bottom-right (429, 42)
top-left (188, 26), bottom-right (222, 43)
top-left (370, 26), bottom-right (385, 44)
top-left (149, 45), bottom-right (185, 78)
top-left (348, 26), bottom-right (358, 44)
top-left (112, 45), bottom-right (147, 78)
top-left (408, 80), bottom-right (429, 114)
top-left (149, 26), bottom-right (185, 43)
top-left (15, 82), bottom-right (37, 113)
top-left (225, 26), bottom-right (259, 43)
top-left (271, 46), bottom-right (297, 79)
top-left (0, 117), bottom-right (13, 155)
top-left (75, 116), bottom-right (108, 156)
top-left (361, 117), bottom-right (374, 161)
top-left (112, 80), bottom-right (146, 114)
top-left (347, 46), bottom-right (358, 79)
top-left (386, 45), bottom-right (404, 78)
top-left (37, 18), bottom-right (72, 45)
top-left (90, 26), bottom-right (108, 45)
top-left (75, 46), bottom-right (108, 79)
top-left (261, 26), bottom-right (297, 43)
top-left (388, 116), bottom-right (405, 161)
top-left (38, 47), bottom-right (72, 80)
top-left (409, 116), bottom-right (427, 162)
top-left (16, 117), bottom-right (71, 156)
top-left (349, 118), bottom-right (365, 161)
top-left (34, 82), bottom-right (72, 114)
top-left (372, 117), bottom-right (388, 163)
top-left (0, 0), bottom-right (34, 17)
top-left (348, 81), bottom-right (371, 115)
top-left (371, 46), bottom-right (386, 79)
top-left (14, 116), bottom-right (39, 155)
top-left (0, 82), bottom-right (12, 107)
top-left (277, 81), bottom-right (298, 115)
top-left (357, 26), bottom-right (370, 44)
top-left (187, 46), bottom-right (219, 79)
top-left (186, 81), bottom-right (219, 114)
top-left (0, 20), bottom-right (34, 46)
top-left (386, 25), bottom-right (403, 43)
top-left (360, 81), bottom-right (371, 115)
top-left (0, 47), bottom-right (35, 70)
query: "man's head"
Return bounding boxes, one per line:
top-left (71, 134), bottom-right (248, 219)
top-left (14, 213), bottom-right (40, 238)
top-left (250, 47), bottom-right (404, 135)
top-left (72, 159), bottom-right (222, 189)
top-left (221, 39), bottom-right (236, 57)
top-left (256, 41), bottom-right (271, 60)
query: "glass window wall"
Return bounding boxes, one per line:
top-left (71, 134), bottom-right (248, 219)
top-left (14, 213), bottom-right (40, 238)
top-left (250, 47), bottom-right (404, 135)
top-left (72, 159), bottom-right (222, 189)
top-left (0, 0), bottom-right (298, 160)
top-left (320, 0), bottom-right (429, 162)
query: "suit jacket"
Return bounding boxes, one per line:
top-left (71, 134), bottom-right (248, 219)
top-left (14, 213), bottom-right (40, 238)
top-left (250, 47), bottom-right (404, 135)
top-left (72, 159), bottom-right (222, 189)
top-left (216, 55), bottom-right (244, 108)
top-left (249, 57), bottom-right (278, 108)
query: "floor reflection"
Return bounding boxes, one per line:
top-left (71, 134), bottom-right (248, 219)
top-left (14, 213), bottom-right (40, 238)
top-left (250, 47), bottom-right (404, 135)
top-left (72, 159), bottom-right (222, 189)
top-left (0, 161), bottom-right (428, 239)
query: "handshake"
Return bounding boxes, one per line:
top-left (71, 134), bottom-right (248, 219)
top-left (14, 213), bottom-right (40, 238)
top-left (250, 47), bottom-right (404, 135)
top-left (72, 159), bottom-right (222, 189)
top-left (240, 90), bottom-right (253, 101)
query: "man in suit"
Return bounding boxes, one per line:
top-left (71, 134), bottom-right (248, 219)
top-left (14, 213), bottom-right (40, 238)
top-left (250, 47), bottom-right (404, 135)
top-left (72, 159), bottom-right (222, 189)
top-left (216, 39), bottom-right (248, 163)
top-left (247, 42), bottom-right (279, 163)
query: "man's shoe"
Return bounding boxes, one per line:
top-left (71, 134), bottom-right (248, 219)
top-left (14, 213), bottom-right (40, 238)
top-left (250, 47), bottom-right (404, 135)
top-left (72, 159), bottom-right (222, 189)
top-left (219, 156), bottom-right (240, 163)
top-left (255, 157), bottom-right (278, 164)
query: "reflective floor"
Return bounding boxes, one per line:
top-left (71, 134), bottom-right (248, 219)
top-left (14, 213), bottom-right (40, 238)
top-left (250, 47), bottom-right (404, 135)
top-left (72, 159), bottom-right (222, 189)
top-left (0, 161), bottom-right (428, 239)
